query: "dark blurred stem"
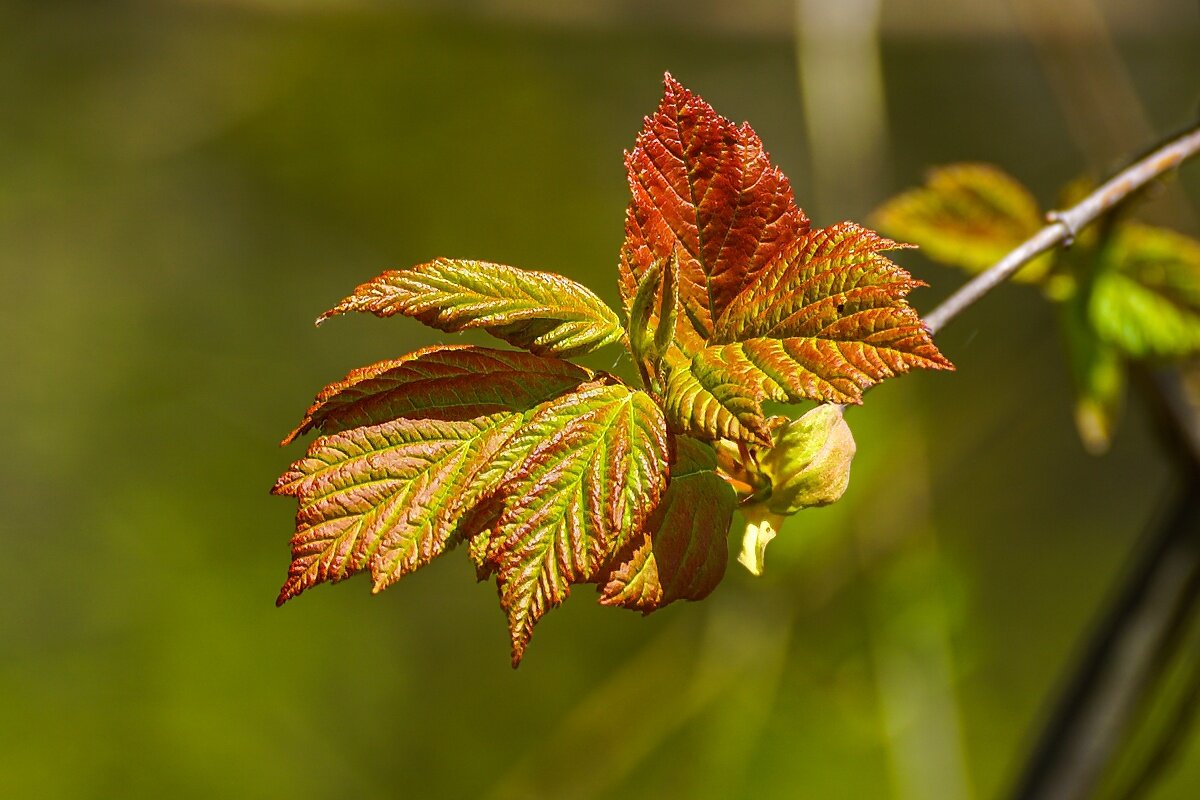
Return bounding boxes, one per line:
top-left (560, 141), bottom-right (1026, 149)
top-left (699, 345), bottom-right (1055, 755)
top-left (923, 122), bottom-right (1200, 335)
top-left (1009, 369), bottom-right (1200, 800)
top-left (916, 102), bottom-right (1200, 800)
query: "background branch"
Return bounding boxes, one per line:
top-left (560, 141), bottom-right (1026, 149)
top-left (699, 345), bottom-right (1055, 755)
top-left (913, 119), bottom-right (1200, 800)
top-left (923, 122), bottom-right (1200, 335)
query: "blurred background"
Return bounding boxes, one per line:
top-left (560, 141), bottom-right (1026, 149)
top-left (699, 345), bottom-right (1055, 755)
top-left (3, 0), bottom-right (1199, 797)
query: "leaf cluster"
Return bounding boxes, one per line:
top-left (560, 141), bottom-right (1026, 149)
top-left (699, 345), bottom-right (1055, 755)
top-left (875, 164), bottom-right (1200, 453)
top-left (275, 75), bottom-right (951, 665)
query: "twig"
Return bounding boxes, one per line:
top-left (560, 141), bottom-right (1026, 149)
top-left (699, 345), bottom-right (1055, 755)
top-left (1009, 365), bottom-right (1200, 800)
top-left (923, 121), bottom-right (1200, 335)
top-left (909, 121), bottom-right (1200, 800)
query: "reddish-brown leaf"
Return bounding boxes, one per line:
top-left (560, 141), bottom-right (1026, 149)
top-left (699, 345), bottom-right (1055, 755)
top-left (282, 345), bottom-right (592, 445)
top-left (618, 73), bottom-right (808, 353)
top-left (598, 436), bottom-right (735, 611)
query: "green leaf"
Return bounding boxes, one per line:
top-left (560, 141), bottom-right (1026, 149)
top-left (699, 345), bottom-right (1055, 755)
top-left (319, 258), bottom-right (625, 357)
top-left (662, 224), bottom-right (953, 443)
top-left (470, 381), bottom-right (670, 665)
top-left (1059, 289), bottom-right (1125, 455)
top-left (1090, 223), bottom-right (1200, 358)
top-left (598, 435), bottom-right (735, 611)
top-left (873, 162), bottom-right (1053, 282)
top-left (274, 346), bottom-right (593, 602)
top-left (625, 251), bottom-right (680, 391)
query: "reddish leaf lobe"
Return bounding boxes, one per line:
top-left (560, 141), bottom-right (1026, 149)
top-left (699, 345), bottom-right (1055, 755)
top-left (283, 345), bottom-right (592, 445)
top-left (619, 73), bottom-right (808, 351)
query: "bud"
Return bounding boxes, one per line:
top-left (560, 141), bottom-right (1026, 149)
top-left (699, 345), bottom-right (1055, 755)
top-left (759, 404), bottom-right (856, 515)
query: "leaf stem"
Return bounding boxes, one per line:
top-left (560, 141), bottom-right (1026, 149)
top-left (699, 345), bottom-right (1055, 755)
top-left (1009, 369), bottom-right (1200, 800)
top-left (923, 121), bottom-right (1200, 335)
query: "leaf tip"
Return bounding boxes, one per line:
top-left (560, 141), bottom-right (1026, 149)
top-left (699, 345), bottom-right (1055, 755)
top-left (275, 582), bottom-right (297, 607)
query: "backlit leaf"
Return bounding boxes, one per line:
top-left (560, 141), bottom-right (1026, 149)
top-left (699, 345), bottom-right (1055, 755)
top-left (598, 436), bottom-right (734, 611)
top-left (873, 163), bottom-right (1053, 282)
top-left (319, 258), bottom-right (625, 357)
top-left (662, 224), bottom-right (953, 442)
top-left (273, 414), bottom-right (521, 603)
top-left (282, 345), bottom-right (592, 445)
top-left (618, 73), bottom-right (808, 353)
top-left (273, 346), bottom-right (592, 603)
top-left (1090, 223), bottom-right (1200, 358)
top-left (1059, 290), bottom-right (1125, 455)
top-left (471, 381), bottom-right (669, 665)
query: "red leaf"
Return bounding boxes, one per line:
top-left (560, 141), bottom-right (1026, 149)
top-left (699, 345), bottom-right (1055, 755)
top-left (618, 73), bottom-right (808, 352)
top-left (618, 77), bottom-right (953, 442)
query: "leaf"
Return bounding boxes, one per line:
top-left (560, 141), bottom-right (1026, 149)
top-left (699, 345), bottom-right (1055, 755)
top-left (663, 224), bottom-right (953, 442)
top-left (1058, 289), bottom-right (1125, 455)
top-left (282, 344), bottom-right (592, 445)
top-left (598, 435), bottom-right (734, 611)
top-left (471, 381), bottom-right (669, 665)
top-left (273, 346), bottom-right (592, 603)
top-left (273, 415), bottom-right (522, 603)
top-left (319, 258), bottom-right (625, 357)
top-left (1089, 223), bottom-right (1200, 358)
top-left (618, 73), bottom-right (809, 354)
top-left (873, 163), bottom-right (1053, 282)
top-left (625, 251), bottom-right (680, 389)
top-left (616, 77), bottom-right (951, 442)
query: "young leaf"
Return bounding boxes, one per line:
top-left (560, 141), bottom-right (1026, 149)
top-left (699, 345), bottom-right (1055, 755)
top-left (618, 73), bottom-right (809, 353)
top-left (663, 224), bottom-right (953, 443)
top-left (598, 435), bottom-right (735, 611)
top-left (273, 346), bottom-right (593, 603)
top-left (470, 381), bottom-right (670, 665)
top-left (1089, 223), bottom-right (1200, 358)
top-left (625, 251), bottom-right (680, 390)
top-left (872, 163), bottom-right (1053, 282)
top-left (319, 258), bottom-right (625, 357)
top-left (283, 344), bottom-right (593, 445)
top-left (618, 77), bottom-right (952, 442)
top-left (273, 414), bottom-right (522, 603)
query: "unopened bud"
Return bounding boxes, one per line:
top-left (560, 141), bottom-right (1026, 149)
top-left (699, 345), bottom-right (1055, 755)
top-left (759, 404), bottom-right (856, 515)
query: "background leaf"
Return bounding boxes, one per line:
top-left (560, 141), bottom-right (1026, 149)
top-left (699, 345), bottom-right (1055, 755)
top-left (1090, 223), bottom-right (1200, 358)
top-left (873, 163), bottom-right (1053, 282)
top-left (319, 258), bottom-right (625, 357)
top-left (1058, 292), bottom-right (1126, 455)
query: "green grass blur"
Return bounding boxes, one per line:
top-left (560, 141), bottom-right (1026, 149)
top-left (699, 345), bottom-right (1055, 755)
top-left (2, 2), bottom-right (1198, 798)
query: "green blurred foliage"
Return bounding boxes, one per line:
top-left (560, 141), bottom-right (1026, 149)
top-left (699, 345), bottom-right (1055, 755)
top-left (2, 2), bottom-right (1198, 798)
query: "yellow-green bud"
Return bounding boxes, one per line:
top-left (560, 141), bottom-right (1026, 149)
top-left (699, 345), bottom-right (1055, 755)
top-left (759, 404), bottom-right (856, 515)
